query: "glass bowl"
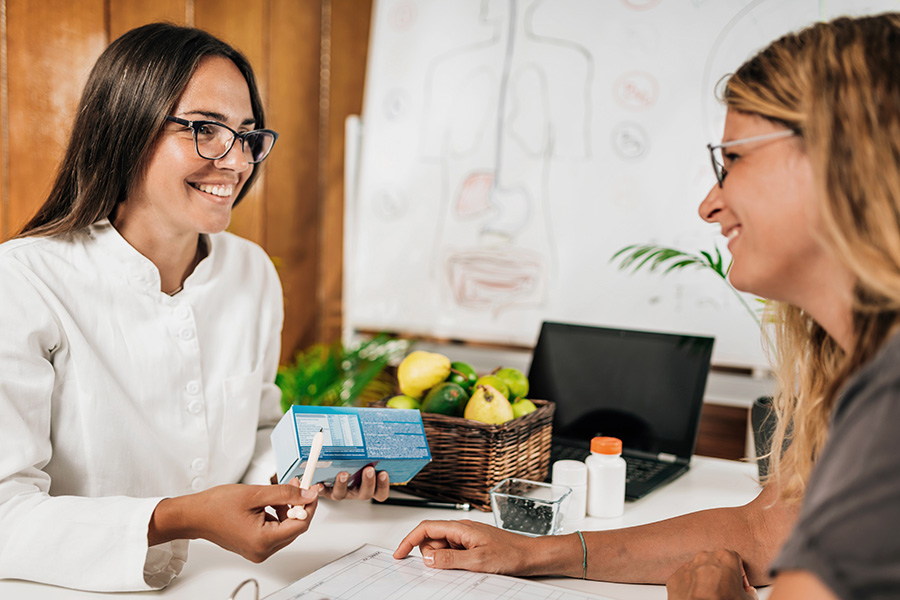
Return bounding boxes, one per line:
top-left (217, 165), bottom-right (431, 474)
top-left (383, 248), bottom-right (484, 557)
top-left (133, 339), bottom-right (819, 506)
top-left (489, 477), bottom-right (571, 536)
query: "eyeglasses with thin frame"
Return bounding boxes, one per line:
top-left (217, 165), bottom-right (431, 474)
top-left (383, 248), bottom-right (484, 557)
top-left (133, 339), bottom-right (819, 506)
top-left (707, 129), bottom-right (796, 188)
top-left (165, 116), bottom-right (279, 164)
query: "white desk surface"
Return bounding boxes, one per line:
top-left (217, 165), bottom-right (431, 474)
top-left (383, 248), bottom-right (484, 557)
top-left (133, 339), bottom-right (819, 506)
top-left (1, 456), bottom-right (761, 600)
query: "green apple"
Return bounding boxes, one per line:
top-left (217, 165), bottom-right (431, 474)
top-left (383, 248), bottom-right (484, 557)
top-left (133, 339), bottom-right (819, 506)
top-left (512, 398), bottom-right (537, 418)
top-left (495, 367), bottom-right (529, 401)
top-left (474, 375), bottom-right (509, 400)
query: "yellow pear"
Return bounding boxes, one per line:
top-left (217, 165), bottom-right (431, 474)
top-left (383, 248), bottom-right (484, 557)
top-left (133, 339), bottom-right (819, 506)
top-left (397, 351), bottom-right (451, 398)
top-left (464, 384), bottom-right (514, 425)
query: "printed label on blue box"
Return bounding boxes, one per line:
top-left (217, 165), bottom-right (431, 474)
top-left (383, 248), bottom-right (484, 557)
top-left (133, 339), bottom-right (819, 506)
top-left (272, 405), bottom-right (431, 486)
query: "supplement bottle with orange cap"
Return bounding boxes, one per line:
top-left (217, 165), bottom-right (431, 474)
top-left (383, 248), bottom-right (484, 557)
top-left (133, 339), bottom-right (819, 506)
top-left (585, 436), bottom-right (626, 518)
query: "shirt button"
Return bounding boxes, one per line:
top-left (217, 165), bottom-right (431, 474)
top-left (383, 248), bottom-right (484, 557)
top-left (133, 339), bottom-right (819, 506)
top-left (178, 328), bottom-right (195, 340)
top-left (191, 477), bottom-right (205, 491)
top-left (191, 458), bottom-right (207, 472)
top-left (187, 400), bottom-right (204, 415)
top-left (185, 381), bottom-right (201, 395)
top-left (175, 305), bottom-right (191, 320)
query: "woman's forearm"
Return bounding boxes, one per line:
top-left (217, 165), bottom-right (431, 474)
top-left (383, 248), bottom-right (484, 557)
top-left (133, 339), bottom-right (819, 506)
top-left (529, 485), bottom-right (798, 585)
top-left (148, 496), bottom-right (199, 546)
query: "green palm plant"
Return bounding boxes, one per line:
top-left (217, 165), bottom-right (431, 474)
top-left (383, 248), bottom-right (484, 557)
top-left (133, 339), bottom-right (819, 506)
top-left (610, 243), bottom-right (763, 328)
top-left (276, 333), bottom-right (409, 411)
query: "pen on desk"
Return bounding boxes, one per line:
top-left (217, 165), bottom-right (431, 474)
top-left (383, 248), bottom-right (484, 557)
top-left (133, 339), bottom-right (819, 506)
top-left (288, 428), bottom-right (324, 520)
top-left (374, 497), bottom-right (471, 511)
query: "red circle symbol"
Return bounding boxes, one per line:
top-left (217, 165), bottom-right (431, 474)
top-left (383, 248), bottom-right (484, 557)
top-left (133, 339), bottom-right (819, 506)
top-left (613, 71), bottom-right (659, 111)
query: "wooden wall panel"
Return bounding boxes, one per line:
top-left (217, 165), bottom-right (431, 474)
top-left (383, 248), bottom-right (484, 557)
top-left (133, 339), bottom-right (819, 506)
top-left (195, 0), bottom-right (267, 248)
top-left (4, 0), bottom-right (106, 236)
top-left (1, 2), bottom-right (7, 240)
top-left (695, 403), bottom-right (749, 461)
top-left (266, 0), bottom-right (323, 361)
top-left (108, 0), bottom-right (188, 39)
top-left (320, 0), bottom-right (373, 344)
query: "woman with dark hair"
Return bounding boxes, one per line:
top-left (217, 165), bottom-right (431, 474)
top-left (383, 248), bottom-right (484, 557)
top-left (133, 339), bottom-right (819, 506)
top-left (396, 13), bottom-right (900, 600)
top-left (0, 23), bottom-right (387, 592)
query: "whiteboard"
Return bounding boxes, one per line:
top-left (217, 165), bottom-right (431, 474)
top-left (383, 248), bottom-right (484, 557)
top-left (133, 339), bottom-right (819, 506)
top-left (346, 0), bottom-right (899, 369)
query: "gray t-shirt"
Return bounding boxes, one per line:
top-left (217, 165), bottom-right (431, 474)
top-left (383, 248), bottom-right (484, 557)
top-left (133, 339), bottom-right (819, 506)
top-left (771, 331), bottom-right (900, 599)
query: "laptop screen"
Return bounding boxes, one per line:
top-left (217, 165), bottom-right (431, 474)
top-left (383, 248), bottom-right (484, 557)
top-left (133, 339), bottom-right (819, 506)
top-left (528, 322), bottom-right (714, 458)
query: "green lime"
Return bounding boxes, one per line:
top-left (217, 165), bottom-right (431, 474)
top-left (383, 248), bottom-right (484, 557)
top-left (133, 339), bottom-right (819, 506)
top-left (512, 398), bottom-right (537, 418)
top-left (447, 361), bottom-right (478, 392)
top-left (495, 367), bottom-right (529, 401)
top-left (474, 375), bottom-right (509, 400)
top-left (386, 395), bottom-right (421, 410)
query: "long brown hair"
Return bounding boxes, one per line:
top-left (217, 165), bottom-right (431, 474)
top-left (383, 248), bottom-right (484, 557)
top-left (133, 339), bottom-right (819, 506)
top-left (724, 13), bottom-right (900, 499)
top-left (18, 23), bottom-right (265, 238)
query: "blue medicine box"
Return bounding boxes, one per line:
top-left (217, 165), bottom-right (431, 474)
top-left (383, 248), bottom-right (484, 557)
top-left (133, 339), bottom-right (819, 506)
top-left (271, 405), bottom-right (432, 486)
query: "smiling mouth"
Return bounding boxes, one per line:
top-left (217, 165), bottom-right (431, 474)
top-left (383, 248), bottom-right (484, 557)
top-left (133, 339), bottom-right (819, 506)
top-left (190, 182), bottom-right (234, 198)
top-left (726, 226), bottom-right (741, 242)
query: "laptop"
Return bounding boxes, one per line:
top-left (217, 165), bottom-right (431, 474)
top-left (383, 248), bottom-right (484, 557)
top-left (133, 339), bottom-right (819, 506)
top-left (529, 322), bottom-right (714, 500)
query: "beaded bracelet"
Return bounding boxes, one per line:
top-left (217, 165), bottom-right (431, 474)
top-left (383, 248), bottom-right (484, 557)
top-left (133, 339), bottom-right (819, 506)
top-left (576, 530), bottom-right (587, 579)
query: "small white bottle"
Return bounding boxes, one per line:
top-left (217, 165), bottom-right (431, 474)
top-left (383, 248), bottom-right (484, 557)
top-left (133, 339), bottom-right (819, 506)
top-left (552, 460), bottom-right (587, 530)
top-left (585, 436), bottom-right (626, 518)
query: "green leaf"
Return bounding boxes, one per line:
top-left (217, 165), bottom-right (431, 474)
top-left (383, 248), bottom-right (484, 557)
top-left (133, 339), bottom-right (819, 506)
top-left (610, 244), bottom-right (640, 261)
top-left (633, 249), bottom-right (668, 272)
top-left (663, 258), bottom-right (703, 274)
top-left (276, 333), bottom-right (409, 410)
top-left (611, 242), bottom-right (764, 331)
top-left (617, 245), bottom-right (656, 271)
top-left (649, 249), bottom-right (688, 270)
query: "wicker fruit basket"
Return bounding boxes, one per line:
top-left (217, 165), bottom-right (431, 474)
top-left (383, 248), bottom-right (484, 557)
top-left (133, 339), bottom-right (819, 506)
top-left (374, 398), bottom-right (555, 511)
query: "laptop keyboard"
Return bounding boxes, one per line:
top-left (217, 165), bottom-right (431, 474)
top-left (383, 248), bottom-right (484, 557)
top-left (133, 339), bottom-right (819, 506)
top-left (623, 456), bottom-right (667, 483)
top-left (550, 443), bottom-right (591, 463)
top-left (550, 443), bottom-right (668, 484)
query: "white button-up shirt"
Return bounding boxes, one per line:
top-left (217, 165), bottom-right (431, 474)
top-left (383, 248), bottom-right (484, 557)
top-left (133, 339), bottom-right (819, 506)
top-left (0, 220), bottom-right (283, 591)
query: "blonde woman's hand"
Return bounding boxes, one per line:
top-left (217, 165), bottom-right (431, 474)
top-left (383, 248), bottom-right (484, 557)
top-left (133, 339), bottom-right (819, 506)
top-left (393, 520), bottom-right (537, 575)
top-left (316, 466), bottom-right (390, 502)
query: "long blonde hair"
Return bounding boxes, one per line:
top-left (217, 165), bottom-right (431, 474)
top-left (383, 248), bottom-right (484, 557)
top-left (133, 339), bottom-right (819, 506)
top-left (724, 14), bottom-right (900, 499)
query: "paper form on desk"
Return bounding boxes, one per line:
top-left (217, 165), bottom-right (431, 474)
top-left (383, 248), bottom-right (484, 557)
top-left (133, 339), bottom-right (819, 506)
top-left (264, 544), bottom-right (614, 600)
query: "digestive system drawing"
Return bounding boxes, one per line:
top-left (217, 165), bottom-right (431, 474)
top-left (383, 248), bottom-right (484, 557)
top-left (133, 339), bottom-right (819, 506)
top-left (420, 0), bottom-right (592, 317)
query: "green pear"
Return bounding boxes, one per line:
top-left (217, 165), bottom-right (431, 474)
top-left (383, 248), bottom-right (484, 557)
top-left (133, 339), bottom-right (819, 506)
top-left (397, 351), bottom-right (451, 398)
top-left (464, 384), bottom-right (514, 425)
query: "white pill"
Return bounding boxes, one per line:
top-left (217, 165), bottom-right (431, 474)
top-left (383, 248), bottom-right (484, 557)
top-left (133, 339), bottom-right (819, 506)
top-left (287, 506), bottom-right (308, 520)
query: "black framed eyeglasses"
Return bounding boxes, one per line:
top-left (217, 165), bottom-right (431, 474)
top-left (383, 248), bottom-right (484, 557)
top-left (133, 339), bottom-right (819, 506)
top-left (165, 116), bottom-right (279, 164)
top-left (707, 129), bottom-right (796, 187)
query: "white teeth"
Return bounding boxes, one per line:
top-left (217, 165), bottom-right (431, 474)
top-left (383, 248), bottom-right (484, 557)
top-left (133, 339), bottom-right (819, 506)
top-left (727, 227), bottom-right (740, 241)
top-left (195, 183), bottom-right (233, 197)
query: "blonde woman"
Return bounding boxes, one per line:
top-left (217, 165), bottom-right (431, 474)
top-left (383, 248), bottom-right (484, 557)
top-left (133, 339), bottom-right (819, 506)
top-left (668, 13), bottom-right (900, 599)
top-left (397, 13), bottom-right (900, 599)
